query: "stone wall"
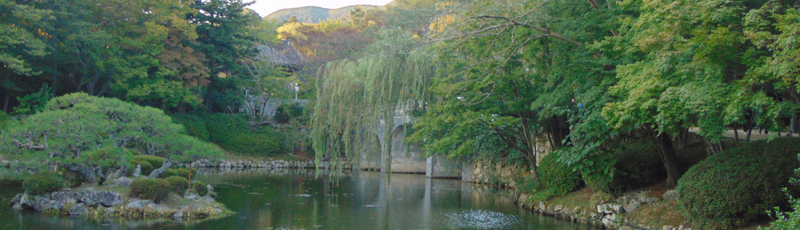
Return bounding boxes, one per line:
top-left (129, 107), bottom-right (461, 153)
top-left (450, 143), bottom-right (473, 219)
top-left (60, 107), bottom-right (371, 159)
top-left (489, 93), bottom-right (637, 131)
top-left (461, 160), bottom-right (529, 189)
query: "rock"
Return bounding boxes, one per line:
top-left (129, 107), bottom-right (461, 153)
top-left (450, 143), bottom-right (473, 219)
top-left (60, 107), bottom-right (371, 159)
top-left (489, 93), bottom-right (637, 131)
top-left (554, 205), bottom-right (563, 212)
top-left (199, 196), bottom-right (215, 204)
top-left (79, 191), bottom-right (123, 207)
top-left (619, 227), bottom-right (635, 230)
top-left (538, 202), bottom-right (546, 212)
top-left (51, 191), bottom-right (79, 206)
top-left (173, 210), bottom-right (184, 220)
top-left (12, 202), bottom-right (22, 211)
top-left (0, 160), bottom-right (9, 168)
top-left (107, 168), bottom-right (125, 180)
top-left (113, 177), bottom-right (133, 187)
top-left (104, 207), bottom-right (115, 215)
top-left (23, 195), bottom-right (63, 212)
top-left (69, 203), bottom-right (89, 215)
top-left (126, 198), bottom-right (152, 209)
top-left (145, 203), bottom-right (170, 212)
top-left (10, 193), bottom-right (22, 207)
top-left (132, 165), bottom-right (142, 177)
top-left (662, 225), bottom-right (674, 230)
top-left (206, 184), bottom-right (216, 198)
top-left (663, 190), bottom-right (678, 200)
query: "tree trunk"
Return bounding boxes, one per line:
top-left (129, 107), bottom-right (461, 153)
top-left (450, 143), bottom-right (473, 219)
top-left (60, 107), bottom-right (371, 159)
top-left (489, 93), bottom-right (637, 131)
top-left (3, 92), bottom-right (9, 113)
top-left (733, 125), bottom-right (740, 144)
top-left (148, 160), bottom-right (175, 178)
top-left (655, 132), bottom-right (682, 187)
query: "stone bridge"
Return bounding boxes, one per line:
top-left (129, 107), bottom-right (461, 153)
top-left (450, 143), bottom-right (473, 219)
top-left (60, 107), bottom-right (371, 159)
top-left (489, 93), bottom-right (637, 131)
top-left (358, 108), bottom-right (462, 178)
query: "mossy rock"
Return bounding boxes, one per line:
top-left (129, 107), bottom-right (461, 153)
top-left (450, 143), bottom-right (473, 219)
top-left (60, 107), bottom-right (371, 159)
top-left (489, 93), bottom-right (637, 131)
top-left (23, 171), bottom-right (66, 195)
top-left (129, 178), bottom-right (171, 203)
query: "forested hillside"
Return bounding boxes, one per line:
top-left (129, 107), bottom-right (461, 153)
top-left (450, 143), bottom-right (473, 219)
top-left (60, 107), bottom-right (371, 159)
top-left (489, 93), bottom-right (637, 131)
top-left (265, 5), bottom-right (382, 23)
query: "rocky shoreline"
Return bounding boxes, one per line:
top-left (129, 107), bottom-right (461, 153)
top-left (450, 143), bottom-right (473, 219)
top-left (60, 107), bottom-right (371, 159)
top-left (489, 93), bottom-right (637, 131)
top-left (8, 176), bottom-right (232, 222)
top-left (516, 190), bottom-right (691, 230)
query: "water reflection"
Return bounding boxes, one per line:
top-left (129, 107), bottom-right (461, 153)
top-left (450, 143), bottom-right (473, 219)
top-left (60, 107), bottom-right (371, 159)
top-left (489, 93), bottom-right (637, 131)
top-left (0, 170), bottom-right (589, 230)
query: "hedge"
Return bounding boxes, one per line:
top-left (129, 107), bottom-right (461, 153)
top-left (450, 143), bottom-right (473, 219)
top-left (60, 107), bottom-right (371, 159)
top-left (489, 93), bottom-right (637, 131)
top-left (23, 171), bottom-right (66, 195)
top-left (166, 176), bottom-right (189, 195)
top-left (194, 181), bottom-right (208, 196)
top-left (676, 138), bottom-right (800, 229)
top-left (539, 151), bottom-right (583, 196)
top-left (205, 113), bottom-right (281, 156)
top-left (132, 155), bottom-right (165, 169)
top-left (171, 113), bottom-right (210, 142)
top-left (130, 178), bottom-right (171, 203)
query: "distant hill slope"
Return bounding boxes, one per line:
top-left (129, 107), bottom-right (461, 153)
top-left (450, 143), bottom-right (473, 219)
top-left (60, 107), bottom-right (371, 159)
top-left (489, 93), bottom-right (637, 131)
top-left (266, 5), bottom-right (382, 23)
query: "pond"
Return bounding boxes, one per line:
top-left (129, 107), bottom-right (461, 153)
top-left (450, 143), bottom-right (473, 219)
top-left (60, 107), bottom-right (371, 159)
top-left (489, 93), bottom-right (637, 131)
top-left (0, 169), bottom-right (589, 230)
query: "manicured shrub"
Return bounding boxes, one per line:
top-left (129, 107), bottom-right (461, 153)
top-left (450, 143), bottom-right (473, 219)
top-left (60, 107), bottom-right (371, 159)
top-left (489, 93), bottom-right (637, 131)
top-left (584, 140), bottom-right (665, 196)
top-left (194, 181), bottom-right (208, 196)
top-left (132, 155), bottom-right (165, 169)
top-left (176, 168), bottom-right (193, 179)
top-left (171, 113), bottom-right (210, 142)
top-left (161, 169), bottom-right (179, 178)
top-left (165, 176), bottom-right (189, 195)
top-left (129, 160), bottom-right (153, 176)
top-left (129, 178), bottom-right (171, 203)
top-left (677, 138), bottom-right (800, 229)
top-left (205, 113), bottom-right (281, 156)
top-left (23, 171), bottom-right (66, 195)
top-left (539, 151), bottom-right (583, 196)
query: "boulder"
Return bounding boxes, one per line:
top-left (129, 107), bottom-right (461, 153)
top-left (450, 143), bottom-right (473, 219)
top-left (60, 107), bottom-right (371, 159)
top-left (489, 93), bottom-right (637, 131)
top-left (132, 165), bottom-right (142, 177)
top-left (113, 177), bottom-right (133, 187)
top-left (10, 193), bottom-right (22, 207)
top-left (663, 190), bottom-right (677, 200)
top-left (69, 203), bottom-right (89, 215)
top-left (172, 210), bottom-right (184, 220)
top-left (51, 191), bottom-right (80, 206)
top-left (145, 203), bottom-right (171, 212)
top-left (21, 194), bottom-right (63, 212)
top-left (104, 207), bottom-right (116, 215)
top-left (126, 198), bottom-right (152, 209)
top-left (79, 191), bottom-right (123, 207)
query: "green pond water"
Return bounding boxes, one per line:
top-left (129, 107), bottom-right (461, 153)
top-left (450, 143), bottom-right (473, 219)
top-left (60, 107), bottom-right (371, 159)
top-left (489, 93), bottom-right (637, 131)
top-left (0, 169), bottom-right (589, 230)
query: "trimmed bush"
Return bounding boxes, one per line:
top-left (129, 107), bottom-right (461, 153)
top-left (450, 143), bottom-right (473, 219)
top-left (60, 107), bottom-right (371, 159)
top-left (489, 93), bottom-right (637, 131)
top-left (205, 113), bottom-right (281, 156)
top-left (23, 171), bottom-right (66, 195)
top-left (176, 168), bottom-right (192, 179)
top-left (132, 155), bottom-right (165, 169)
top-left (129, 178), bottom-right (171, 203)
top-left (129, 160), bottom-right (153, 176)
top-left (676, 138), bottom-right (800, 229)
top-left (166, 176), bottom-right (189, 194)
top-left (539, 151), bottom-right (583, 196)
top-left (584, 140), bottom-right (665, 196)
top-left (194, 181), bottom-right (208, 196)
top-left (171, 113), bottom-right (210, 142)
top-left (162, 169), bottom-right (179, 178)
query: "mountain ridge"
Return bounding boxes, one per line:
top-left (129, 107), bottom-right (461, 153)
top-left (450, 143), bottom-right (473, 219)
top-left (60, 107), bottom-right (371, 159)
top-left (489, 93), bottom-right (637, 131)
top-left (265, 5), bottom-right (384, 23)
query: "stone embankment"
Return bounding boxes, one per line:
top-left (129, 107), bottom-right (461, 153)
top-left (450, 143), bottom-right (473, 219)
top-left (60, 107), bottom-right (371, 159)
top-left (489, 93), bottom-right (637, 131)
top-left (518, 190), bottom-right (690, 230)
top-left (182, 159), bottom-right (353, 170)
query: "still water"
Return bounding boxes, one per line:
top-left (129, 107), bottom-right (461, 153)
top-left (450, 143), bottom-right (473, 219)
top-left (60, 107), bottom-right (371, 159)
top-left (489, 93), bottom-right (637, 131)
top-left (0, 169), bottom-right (588, 230)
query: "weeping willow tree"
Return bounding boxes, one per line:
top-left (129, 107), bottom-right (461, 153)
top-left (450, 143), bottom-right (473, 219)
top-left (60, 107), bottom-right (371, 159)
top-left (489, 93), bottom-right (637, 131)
top-left (311, 28), bottom-right (440, 168)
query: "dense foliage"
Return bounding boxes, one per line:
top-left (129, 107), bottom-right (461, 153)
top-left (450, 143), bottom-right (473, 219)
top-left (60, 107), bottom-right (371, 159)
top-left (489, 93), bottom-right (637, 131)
top-left (676, 138), bottom-right (800, 229)
top-left (171, 113), bottom-right (210, 142)
top-left (129, 178), bottom-right (171, 203)
top-left (194, 181), bottom-right (208, 196)
top-left (1, 93), bottom-right (221, 183)
top-left (23, 171), bottom-right (66, 195)
top-left (206, 113), bottom-right (281, 156)
top-left (539, 151), bottom-right (583, 196)
top-left (584, 140), bottom-right (666, 196)
top-left (165, 176), bottom-right (190, 195)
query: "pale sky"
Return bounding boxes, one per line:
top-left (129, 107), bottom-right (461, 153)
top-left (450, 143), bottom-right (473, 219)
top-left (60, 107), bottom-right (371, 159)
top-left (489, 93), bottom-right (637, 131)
top-left (250, 0), bottom-right (395, 17)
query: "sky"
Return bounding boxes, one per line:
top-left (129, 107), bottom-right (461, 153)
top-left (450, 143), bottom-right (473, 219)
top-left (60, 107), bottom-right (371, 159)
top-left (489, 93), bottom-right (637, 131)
top-left (250, 0), bottom-right (395, 17)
